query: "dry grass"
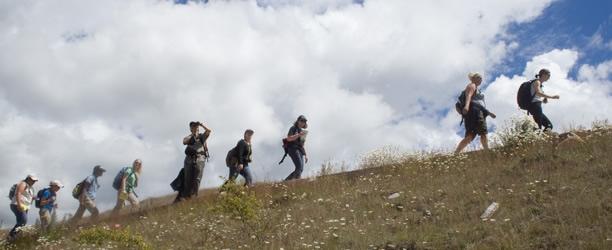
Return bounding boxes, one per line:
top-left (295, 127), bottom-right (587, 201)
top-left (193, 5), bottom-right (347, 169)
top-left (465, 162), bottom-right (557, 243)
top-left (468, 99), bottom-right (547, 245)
top-left (2, 126), bottom-right (611, 249)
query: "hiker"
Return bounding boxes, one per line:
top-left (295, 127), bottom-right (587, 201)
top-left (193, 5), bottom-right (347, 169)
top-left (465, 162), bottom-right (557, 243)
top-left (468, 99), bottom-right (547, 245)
top-left (112, 159), bottom-right (142, 215)
top-left (7, 174), bottom-right (38, 241)
top-left (71, 165), bottom-right (105, 223)
top-left (37, 180), bottom-right (63, 234)
top-left (455, 73), bottom-right (497, 153)
top-left (176, 121), bottom-right (211, 202)
top-left (225, 129), bottom-right (255, 187)
top-left (528, 69), bottom-right (560, 131)
top-left (284, 115), bottom-right (309, 181)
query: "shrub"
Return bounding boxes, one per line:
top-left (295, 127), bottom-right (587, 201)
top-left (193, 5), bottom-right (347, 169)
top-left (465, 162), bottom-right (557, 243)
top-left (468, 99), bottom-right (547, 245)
top-left (317, 160), bottom-right (348, 176)
top-left (359, 145), bottom-right (405, 169)
top-left (493, 116), bottom-right (549, 148)
top-left (75, 226), bottom-right (150, 250)
top-left (214, 183), bottom-right (262, 221)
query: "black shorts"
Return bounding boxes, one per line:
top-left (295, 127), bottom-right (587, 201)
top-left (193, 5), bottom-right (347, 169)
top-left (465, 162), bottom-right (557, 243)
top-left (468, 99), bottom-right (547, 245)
top-left (464, 108), bottom-right (487, 136)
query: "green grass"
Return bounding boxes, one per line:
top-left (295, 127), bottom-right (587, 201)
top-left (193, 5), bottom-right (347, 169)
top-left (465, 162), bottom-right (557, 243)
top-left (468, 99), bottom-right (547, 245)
top-left (2, 126), bottom-right (611, 249)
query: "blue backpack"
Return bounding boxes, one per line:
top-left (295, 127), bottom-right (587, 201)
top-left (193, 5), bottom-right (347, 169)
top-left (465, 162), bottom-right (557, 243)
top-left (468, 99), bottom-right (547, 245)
top-left (112, 167), bottom-right (133, 190)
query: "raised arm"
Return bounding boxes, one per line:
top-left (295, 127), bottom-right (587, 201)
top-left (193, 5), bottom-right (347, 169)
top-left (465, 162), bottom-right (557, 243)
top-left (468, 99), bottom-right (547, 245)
top-left (200, 123), bottom-right (212, 133)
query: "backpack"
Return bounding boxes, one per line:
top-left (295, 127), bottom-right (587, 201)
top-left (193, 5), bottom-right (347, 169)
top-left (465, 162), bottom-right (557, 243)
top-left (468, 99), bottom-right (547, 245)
top-left (225, 147), bottom-right (238, 167)
top-left (455, 91), bottom-right (467, 116)
top-left (72, 179), bottom-right (86, 199)
top-left (34, 188), bottom-right (50, 209)
top-left (112, 167), bottom-right (134, 190)
top-left (8, 183), bottom-right (17, 200)
top-left (517, 80), bottom-right (540, 110)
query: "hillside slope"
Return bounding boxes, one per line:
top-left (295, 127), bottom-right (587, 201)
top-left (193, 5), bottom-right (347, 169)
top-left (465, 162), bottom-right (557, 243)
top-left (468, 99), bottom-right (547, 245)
top-left (2, 128), bottom-right (612, 249)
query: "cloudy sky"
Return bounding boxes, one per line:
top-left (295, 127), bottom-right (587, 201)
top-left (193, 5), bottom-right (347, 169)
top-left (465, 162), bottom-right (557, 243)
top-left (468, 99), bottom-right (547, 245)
top-left (0, 0), bottom-right (610, 227)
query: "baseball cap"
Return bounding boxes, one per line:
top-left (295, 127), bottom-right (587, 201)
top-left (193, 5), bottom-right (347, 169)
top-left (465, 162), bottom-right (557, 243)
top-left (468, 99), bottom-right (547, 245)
top-left (26, 174), bottom-right (39, 182)
top-left (50, 180), bottom-right (64, 188)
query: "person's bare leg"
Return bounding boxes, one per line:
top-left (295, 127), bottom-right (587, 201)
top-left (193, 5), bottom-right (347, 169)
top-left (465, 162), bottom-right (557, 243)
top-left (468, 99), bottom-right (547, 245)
top-left (480, 134), bottom-right (489, 150)
top-left (455, 134), bottom-right (476, 153)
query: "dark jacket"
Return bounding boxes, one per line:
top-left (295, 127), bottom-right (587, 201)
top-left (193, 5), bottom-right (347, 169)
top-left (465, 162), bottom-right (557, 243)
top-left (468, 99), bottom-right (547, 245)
top-left (170, 168), bottom-right (184, 192)
top-left (226, 139), bottom-right (252, 167)
top-left (235, 139), bottom-right (252, 165)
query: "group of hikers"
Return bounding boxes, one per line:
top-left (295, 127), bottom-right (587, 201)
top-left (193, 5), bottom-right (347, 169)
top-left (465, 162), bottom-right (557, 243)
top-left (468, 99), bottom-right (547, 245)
top-left (5, 116), bottom-right (309, 242)
top-left (454, 68), bottom-right (560, 153)
top-left (5, 69), bottom-right (558, 242)
top-left (6, 160), bottom-right (144, 242)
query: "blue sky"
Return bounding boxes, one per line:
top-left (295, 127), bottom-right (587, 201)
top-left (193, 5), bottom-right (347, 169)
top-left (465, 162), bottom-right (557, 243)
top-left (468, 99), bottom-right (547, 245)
top-left (498, 0), bottom-right (611, 78)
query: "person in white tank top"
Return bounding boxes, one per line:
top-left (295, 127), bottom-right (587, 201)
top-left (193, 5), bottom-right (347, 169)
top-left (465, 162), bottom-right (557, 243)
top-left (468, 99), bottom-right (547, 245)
top-left (527, 69), bottom-right (560, 130)
top-left (8, 174), bottom-right (38, 241)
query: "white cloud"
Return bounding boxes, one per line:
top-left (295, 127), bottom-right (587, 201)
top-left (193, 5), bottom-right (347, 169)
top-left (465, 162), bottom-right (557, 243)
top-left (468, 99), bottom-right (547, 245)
top-left (0, 0), bottom-right (562, 225)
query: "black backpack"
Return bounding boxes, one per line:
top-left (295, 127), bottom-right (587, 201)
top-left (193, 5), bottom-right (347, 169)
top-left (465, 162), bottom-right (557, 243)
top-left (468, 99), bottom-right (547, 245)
top-left (455, 91), bottom-right (467, 116)
top-left (35, 188), bottom-right (50, 209)
top-left (517, 80), bottom-right (540, 110)
top-left (225, 147), bottom-right (238, 167)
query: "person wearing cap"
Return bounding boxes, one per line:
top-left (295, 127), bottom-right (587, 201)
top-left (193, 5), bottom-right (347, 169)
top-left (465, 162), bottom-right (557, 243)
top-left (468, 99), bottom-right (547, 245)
top-left (112, 159), bottom-right (142, 215)
top-left (284, 115), bottom-right (309, 181)
top-left (38, 180), bottom-right (63, 234)
top-left (177, 121), bottom-right (211, 201)
top-left (8, 174), bottom-right (38, 240)
top-left (71, 165), bottom-right (105, 223)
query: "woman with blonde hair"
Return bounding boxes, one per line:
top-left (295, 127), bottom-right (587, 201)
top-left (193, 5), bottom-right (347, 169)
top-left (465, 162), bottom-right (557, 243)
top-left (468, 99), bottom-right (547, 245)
top-left (455, 73), bottom-right (496, 153)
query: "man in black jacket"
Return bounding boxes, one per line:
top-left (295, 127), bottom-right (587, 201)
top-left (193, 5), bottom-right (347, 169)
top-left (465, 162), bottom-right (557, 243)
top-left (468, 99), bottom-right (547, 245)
top-left (225, 129), bottom-right (254, 187)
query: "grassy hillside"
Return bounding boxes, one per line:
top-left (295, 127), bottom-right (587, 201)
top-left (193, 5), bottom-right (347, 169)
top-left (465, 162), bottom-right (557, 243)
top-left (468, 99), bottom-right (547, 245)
top-left (2, 126), bottom-right (611, 249)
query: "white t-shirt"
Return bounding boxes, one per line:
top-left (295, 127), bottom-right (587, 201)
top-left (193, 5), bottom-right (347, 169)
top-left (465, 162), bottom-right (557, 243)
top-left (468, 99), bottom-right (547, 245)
top-left (531, 81), bottom-right (544, 103)
top-left (11, 182), bottom-right (35, 209)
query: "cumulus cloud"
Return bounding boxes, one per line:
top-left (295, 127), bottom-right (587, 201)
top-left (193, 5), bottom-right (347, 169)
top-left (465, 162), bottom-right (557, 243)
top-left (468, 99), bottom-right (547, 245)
top-left (0, 0), bottom-right (562, 225)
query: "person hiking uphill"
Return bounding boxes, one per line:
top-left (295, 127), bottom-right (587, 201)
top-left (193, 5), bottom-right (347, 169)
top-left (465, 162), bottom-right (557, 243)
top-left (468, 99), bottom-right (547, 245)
top-left (7, 174), bottom-right (38, 241)
top-left (37, 180), bottom-right (63, 234)
top-left (71, 165), bottom-right (105, 223)
top-left (527, 69), bottom-right (560, 131)
top-left (177, 121), bottom-right (211, 202)
top-left (225, 129), bottom-right (255, 187)
top-left (284, 115), bottom-right (309, 181)
top-left (455, 73), bottom-right (497, 153)
top-left (112, 159), bottom-right (142, 215)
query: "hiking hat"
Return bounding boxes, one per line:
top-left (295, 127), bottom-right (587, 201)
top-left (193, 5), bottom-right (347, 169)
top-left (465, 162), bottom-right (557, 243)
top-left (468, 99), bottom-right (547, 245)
top-left (26, 174), bottom-right (39, 182)
top-left (50, 180), bottom-right (64, 188)
top-left (297, 115), bottom-right (307, 122)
